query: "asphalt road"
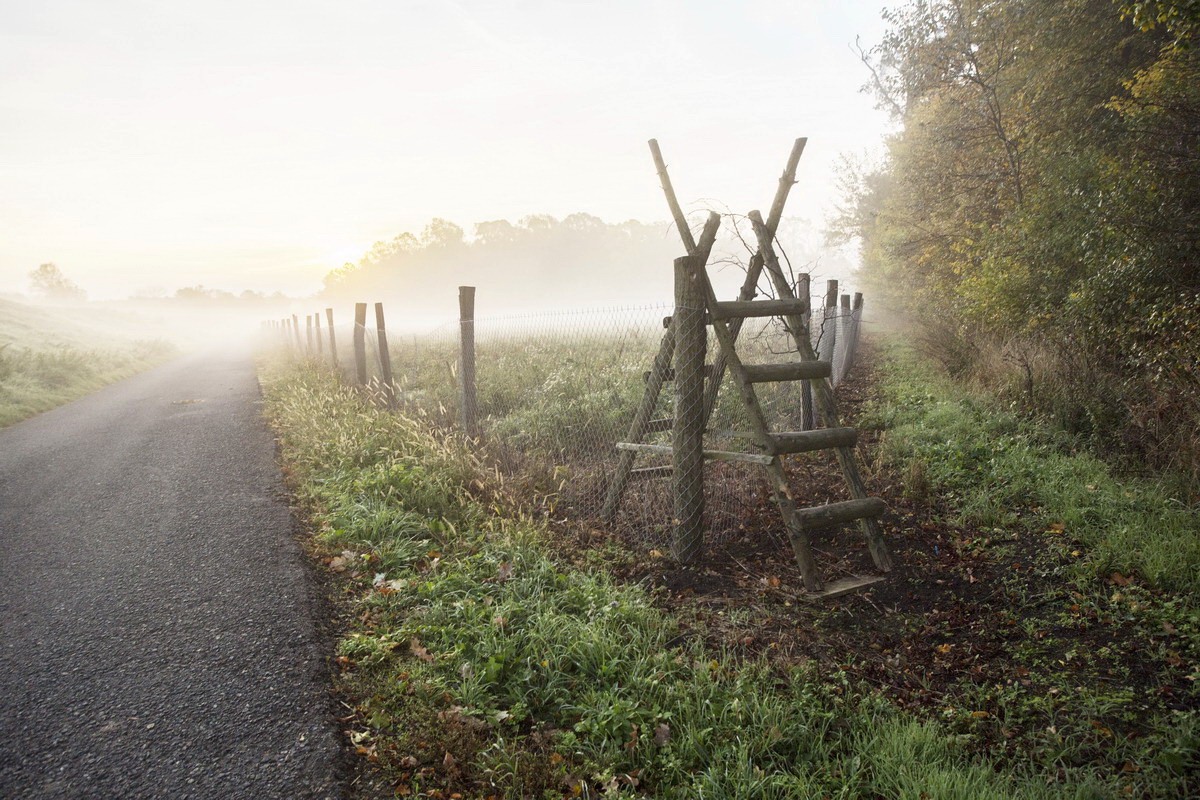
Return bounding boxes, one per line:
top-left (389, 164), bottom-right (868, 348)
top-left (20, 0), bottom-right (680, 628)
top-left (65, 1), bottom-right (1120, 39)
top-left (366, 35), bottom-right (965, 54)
top-left (0, 351), bottom-right (345, 799)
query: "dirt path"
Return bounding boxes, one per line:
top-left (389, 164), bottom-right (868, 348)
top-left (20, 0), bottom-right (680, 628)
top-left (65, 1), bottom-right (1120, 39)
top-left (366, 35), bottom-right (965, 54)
top-left (0, 351), bottom-right (344, 799)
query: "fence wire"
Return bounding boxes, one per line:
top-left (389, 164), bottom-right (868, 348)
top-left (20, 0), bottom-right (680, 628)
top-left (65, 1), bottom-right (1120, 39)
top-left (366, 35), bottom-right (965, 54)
top-left (268, 300), bottom-right (864, 551)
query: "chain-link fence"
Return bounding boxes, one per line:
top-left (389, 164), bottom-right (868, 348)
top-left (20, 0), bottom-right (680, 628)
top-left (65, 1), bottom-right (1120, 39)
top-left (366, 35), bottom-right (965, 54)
top-left (266, 292), bottom-right (865, 551)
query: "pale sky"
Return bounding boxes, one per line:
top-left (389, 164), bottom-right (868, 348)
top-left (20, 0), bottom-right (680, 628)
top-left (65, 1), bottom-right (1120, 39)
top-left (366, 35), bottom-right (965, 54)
top-left (1, 0), bottom-right (891, 299)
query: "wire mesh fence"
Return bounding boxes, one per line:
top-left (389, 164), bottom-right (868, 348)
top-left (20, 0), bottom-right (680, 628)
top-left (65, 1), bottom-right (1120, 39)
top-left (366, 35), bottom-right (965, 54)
top-left (265, 293), bottom-right (865, 552)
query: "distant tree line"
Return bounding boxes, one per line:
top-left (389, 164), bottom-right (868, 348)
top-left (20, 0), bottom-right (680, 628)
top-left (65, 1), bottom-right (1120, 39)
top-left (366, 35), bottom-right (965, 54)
top-left (321, 214), bottom-right (684, 312)
top-left (839, 0), bottom-right (1199, 487)
top-left (25, 263), bottom-right (292, 306)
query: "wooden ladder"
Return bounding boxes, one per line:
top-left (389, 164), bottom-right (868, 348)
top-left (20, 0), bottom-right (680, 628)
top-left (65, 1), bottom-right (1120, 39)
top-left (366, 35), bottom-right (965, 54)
top-left (601, 139), bottom-right (892, 599)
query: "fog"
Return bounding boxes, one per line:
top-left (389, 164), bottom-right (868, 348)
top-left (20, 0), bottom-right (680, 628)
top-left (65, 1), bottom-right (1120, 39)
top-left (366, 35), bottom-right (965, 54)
top-left (1, 1), bottom-right (888, 301)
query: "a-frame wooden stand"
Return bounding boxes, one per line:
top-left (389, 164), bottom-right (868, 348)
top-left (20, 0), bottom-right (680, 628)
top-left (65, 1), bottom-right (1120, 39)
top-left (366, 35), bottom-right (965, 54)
top-left (602, 139), bottom-right (893, 599)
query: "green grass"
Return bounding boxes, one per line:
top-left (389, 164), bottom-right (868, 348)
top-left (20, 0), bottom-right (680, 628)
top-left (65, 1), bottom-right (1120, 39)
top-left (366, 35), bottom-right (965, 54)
top-left (262, 362), bottom-right (1117, 800)
top-left (862, 340), bottom-right (1200, 600)
top-left (0, 298), bottom-right (175, 427)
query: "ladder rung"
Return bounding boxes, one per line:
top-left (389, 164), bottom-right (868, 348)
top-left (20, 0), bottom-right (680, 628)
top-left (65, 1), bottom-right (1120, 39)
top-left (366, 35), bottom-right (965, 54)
top-left (615, 442), bottom-right (773, 465)
top-left (643, 365), bottom-right (718, 383)
top-left (742, 362), bottom-right (831, 383)
top-left (630, 466), bottom-right (673, 479)
top-left (711, 299), bottom-right (808, 319)
top-left (801, 574), bottom-right (886, 601)
top-left (793, 498), bottom-right (885, 529)
top-left (773, 427), bottom-right (858, 454)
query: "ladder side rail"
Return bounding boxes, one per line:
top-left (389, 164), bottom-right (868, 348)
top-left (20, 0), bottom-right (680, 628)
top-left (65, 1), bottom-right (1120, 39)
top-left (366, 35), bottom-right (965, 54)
top-left (748, 211), bottom-right (893, 572)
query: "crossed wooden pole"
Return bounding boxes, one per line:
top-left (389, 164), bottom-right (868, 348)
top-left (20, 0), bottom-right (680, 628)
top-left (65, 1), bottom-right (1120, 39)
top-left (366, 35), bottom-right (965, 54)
top-left (601, 138), bottom-right (807, 521)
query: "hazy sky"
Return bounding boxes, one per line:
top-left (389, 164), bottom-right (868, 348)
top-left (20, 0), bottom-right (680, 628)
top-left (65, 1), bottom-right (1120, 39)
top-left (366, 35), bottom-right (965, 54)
top-left (1, 0), bottom-right (891, 299)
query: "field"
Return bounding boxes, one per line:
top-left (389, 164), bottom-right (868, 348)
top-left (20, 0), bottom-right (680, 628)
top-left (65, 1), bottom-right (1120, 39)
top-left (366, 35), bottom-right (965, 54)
top-left (262, 321), bottom-right (1200, 799)
top-left (0, 297), bottom-right (176, 427)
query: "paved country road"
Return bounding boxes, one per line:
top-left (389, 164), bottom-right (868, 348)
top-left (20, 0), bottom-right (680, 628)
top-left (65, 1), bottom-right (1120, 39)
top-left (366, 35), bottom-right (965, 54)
top-left (0, 352), bottom-right (345, 799)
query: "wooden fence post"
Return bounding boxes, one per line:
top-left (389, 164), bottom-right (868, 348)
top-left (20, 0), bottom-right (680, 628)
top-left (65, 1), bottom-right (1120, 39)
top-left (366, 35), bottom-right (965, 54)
top-left (306, 315), bottom-right (314, 356)
top-left (817, 280), bottom-right (838, 383)
top-left (798, 272), bottom-right (814, 431)
top-left (848, 292), bottom-right (864, 374)
top-left (374, 302), bottom-right (396, 408)
top-left (291, 314), bottom-right (303, 351)
top-left (458, 286), bottom-right (479, 439)
top-left (353, 303), bottom-right (368, 385)
top-left (314, 311), bottom-right (324, 358)
top-left (672, 255), bottom-right (706, 563)
top-left (325, 308), bottom-right (339, 369)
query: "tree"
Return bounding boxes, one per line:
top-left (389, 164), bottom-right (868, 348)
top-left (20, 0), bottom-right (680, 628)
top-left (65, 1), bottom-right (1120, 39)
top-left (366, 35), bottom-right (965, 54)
top-left (28, 263), bottom-right (86, 302)
top-left (843, 0), bottom-right (1199, 483)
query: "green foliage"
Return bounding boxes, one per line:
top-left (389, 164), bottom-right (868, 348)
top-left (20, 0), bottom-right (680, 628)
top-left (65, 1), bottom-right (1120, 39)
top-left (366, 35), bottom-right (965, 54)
top-left (864, 341), bottom-right (1200, 599)
top-left (843, 0), bottom-right (1200, 489)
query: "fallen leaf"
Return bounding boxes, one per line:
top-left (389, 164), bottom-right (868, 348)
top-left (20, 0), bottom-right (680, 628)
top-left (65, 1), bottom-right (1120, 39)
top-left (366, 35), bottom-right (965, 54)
top-left (409, 639), bottom-right (435, 663)
top-left (654, 723), bottom-right (671, 746)
top-left (496, 562), bottom-right (514, 581)
top-left (442, 751), bottom-right (456, 768)
top-left (970, 711), bottom-right (990, 719)
top-left (1109, 572), bottom-right (1132, 586)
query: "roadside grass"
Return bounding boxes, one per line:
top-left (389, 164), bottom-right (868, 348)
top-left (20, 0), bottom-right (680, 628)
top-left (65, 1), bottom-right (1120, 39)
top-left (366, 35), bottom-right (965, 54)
top-left (0, 340), bottom-right (175, 426)
top-left (263, 362), bottom-right (1106, 800)
top-left (854, 340), bottom-right (1200, 796)
top-left (862, 340), bottom-right (1200, 601)
top-left (0, 297), bottom-right (175, 427)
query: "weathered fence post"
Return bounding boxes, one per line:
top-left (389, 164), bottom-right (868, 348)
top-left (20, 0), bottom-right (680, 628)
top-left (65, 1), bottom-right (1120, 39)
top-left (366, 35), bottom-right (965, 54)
top-left (325, 308), bottom-right (339, 370)
top-left (353, 303), bottom-right (368, 385)
top-left (848, 292), bottom-right (864, 372)
top-left (314, 311), bottom-right (324, 358)
top-left (818, 280), bottom-right (838, 385)
top-left (374, 302), bottom-right (396, 408)
top-left (798, 272), bottom-right (814, 432)
top-left (458, 286), bottom-right (479, 439)
top-left (838, 294), bottom-right (851, 384)
top-left (291, 314), bottom-right (303, 351)
top-left (306, 314), bottom-right (314, 356)
top-left (673, 255), bottom-right (706, 563)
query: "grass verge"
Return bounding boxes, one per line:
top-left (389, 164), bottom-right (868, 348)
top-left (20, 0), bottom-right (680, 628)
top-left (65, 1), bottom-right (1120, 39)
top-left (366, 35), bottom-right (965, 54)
top-left (0, 297), bottom-right (176, 427)
top-left (262, 361), bottom-right (1113, 799)
top-left (862, 340), bottom-right (1200, 600)
top-left (0, 340), bottom-right (176, 427)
